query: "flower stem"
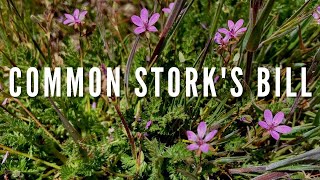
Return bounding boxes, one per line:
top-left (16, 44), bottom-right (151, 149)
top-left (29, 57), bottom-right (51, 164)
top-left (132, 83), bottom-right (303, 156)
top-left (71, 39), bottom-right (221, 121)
top-left (244, 51), bottom-right (254, 86)
top-left (114, 103), bottom-right (136, 159)
top-left (79, 26), bottom-right (83, 67)
top-left (47, 97), bottom-right (82, 144)
top-left (0, 145), bottom-right (60, 169)
top-left (209, 0), bottom-right (224, 37)
top-left (124, 36), bottom-right (140, 100)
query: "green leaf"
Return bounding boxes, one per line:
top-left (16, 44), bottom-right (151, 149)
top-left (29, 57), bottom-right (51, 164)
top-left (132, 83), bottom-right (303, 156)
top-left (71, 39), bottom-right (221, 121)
top-left (246, 0), bottom-right (275, 52)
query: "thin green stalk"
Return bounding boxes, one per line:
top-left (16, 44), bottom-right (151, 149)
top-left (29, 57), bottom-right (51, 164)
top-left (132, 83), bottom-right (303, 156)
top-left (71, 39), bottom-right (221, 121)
top-left (209, 0), bottom-right (224, 37)
top-left (6, 0), bottom-right (47, 65)
top-left (244, 51), bottom-right (254, 85)
top-left (124, 36), bottom-right (140, 100)
top-left (114, 103), bottom-right (136, 160)
top-left (47, 97), bottom-right (82, 144)
top-left (148, 0), bottom-right (186, 68)
top-left (0, 145), bottom-right (61, 170)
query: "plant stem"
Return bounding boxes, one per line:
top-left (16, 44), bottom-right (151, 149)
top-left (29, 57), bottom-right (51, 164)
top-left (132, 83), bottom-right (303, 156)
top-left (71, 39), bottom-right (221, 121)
top-left (244, 51), bottom-right (254, 86)
top-left (0, 145), bottom-right (60, 169)
top-left (209, 0), bottom-right (224, 37)
top-left (47, 97), bottom-right (82, 144)
top-left (114, 104), bottom-right (136, 159)
top-left (79, 26), bottom-right (83, 67)
top-left (124, 36), bottom-right (140, 100)
top-left (148, 0), bottom-right (185, 68)
top-left (47, 97), bottom-right (89, 158)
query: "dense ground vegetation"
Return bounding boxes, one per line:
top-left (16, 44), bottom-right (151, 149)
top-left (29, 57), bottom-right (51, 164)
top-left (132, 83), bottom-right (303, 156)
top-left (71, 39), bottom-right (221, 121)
top-left (0, 0), bottom-right (320, 179)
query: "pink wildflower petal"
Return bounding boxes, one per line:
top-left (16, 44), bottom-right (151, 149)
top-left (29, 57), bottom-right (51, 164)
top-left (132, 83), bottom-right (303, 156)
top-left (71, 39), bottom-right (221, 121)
top-left (131, 15), bottom-right (144, 26)
top-left (214, 32), bottom-right (223, 44)
top-left (147, 26), bottom-right (158, 32)
top-left (318, 6), bottom-right (320, 12)
top-left (64, 14), bottom-right (74, 21)
top-left (270, 130), bottom-right (280, 140)
top-left (234, 19), bottom-right (244, 31)
top-left (218, 28), bottom-right (230, 35)
top-left (204, 130), bottom-right (217, 142)
top-left (187, 143), bottom-right (199, 151)
top-left (274, 125), bottom-right (292, 134)
top-left (222, 35), bottom-right (230, 43)
top-left (134, 26), bottom-right (146, 34)
top-left (73, 9), bottom-right (80, 18)
top-left (264, 109), bottom-right (273, 125)
top-left (63, 19), bottom-right (74, 25)
top-left (273, 111), bottom-right (284, 126)
top-left (228, 20), bottom-right (235, 30)
top-left (237, 27), bottom-right (247, 34)
top-left (68, 22), bottom-right (75, 26)
top-left (214, 40), bottom-right (221, 45)
top-left (199, 144), bottom-right (210, 153)
top-left (169, 3), bottom-right (175, 9)
top-left (148, 13), bottom-right (160, 26)
top-left (313, 12), bottom-right (319, 19)
top-left (140, 8), bottom-right (149, 23)
top-left (1, 98), bottom-right (8, 106)
top-left (258, 121), bottom-right (269, 129)
top-left (79, 10), bottom-right (87, 21)
top-left (197, 122), bottom-right (207, 139)
top-left (162, 8), bottom-right (171, 13)
top-left (186, 131), bottom-right (198, 142)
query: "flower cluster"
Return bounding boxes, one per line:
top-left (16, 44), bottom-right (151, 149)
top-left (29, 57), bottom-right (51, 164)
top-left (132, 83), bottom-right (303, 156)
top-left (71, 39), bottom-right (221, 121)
top-left (313, 6), bottom-right (320, 24)
top-left (130, 2), bottom-right (175, 35)
top-left (214, 19), bottom-right (247, 47)
top-left (61, 6), bottom-right (293, 154)
top-left (186, 110), bottom-right (292, 154)
top-left (61, 3), bottom-right (175, 34)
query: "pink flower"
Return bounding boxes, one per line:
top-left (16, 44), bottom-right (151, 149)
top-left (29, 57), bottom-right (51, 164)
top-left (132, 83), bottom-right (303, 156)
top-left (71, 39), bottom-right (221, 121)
top-left (258, 109), bottom-right (292, 140)
top-left (312, 6), bottom-right (320, 24)
top-left (63, 9), bottom-right (87, 26)
top-left (218, 19), bottom-right (247, 39)
top-left (214, 32), bottom-right (230, 46)
top-left (162, 3), bottom-right (175, 14)
top-left (186, 122), bottom-right (218, 153)
top-left (131, 8), bottom-right (160, 35)
top-left (145, 120), bottom-right (152, 129)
